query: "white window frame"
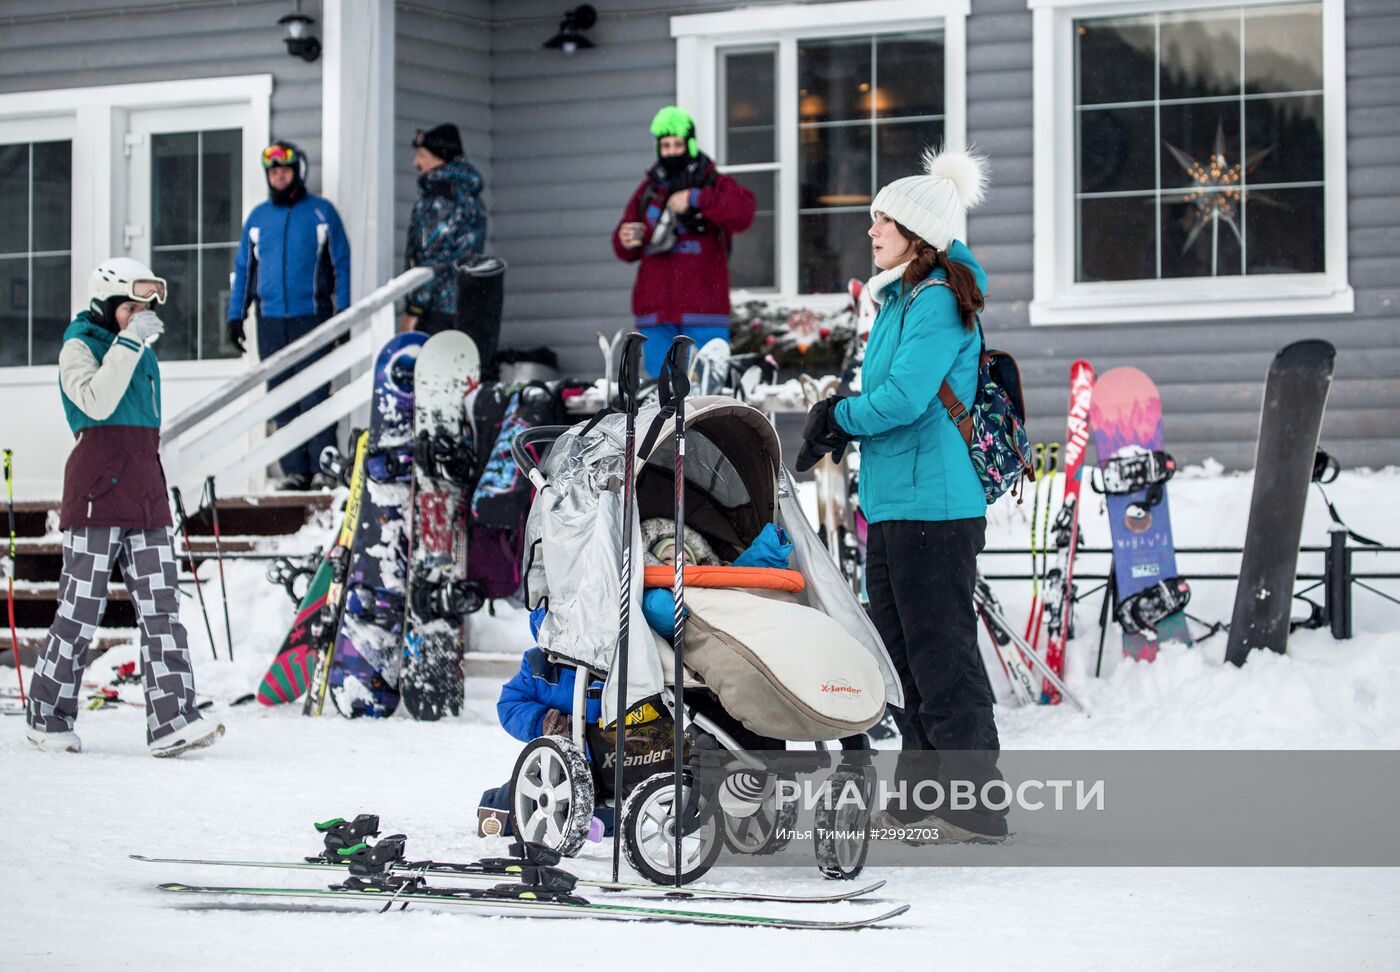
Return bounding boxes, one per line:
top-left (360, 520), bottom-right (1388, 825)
top-left (0, 119), bottom-right (78, 368)
top-left (673, 0), bottom-right (970, 305)
top-left (0, 75), bottom-right (271, 376)
top-left (1028, 0), bottom-right (1351, 326)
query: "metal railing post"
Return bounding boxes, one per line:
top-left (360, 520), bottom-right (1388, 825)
top-left (1325, 526), bottom-right (1352, 640)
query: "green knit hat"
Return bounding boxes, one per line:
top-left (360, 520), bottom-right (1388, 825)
top-left (650, 105), bottom-right (697, 157)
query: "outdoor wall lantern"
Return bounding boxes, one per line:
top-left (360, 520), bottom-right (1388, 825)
top-left (543, 4), bottom-right (596, 55)
top-left (278, 0), bottom-right (322, 62)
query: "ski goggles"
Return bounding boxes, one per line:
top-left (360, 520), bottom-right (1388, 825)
top-left (125, 277), bottom-right (168, 304)
top-left (260, 144), bottom-right (298, 169)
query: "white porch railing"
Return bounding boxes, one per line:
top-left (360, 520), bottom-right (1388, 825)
top-left (161, 267), bottom-right (432, 497)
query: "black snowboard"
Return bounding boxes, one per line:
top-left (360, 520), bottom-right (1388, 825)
top-left (1225, 340), bottom-right (1336, 666)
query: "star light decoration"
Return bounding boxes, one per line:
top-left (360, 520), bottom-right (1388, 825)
top-left (1163, 123), bottom-right (1272, 274)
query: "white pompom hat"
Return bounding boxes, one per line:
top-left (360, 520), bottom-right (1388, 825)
top-left (870, 146), bottom-right (990, 251)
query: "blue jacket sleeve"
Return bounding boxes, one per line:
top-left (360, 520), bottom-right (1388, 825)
top-left (642, 588), bottom-right (678, 636)
top-left (836, 287), bottom-right (964, 438)
top-left (731, 523), bottom-right (792, 568)
top-left (228, 217), bottom-right (255, 321)
top-left (497, 654), bottom-right (548, 742)
top-left (326, 204), bottom-right (352, 312)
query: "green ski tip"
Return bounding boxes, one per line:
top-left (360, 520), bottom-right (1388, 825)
top-left (314, 818), bottom-right (346, 832)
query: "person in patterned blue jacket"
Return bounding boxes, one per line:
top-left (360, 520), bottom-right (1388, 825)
top-left (227, 140), bottom-right (352, 490)
top-left (400, 125), bottom-right (487, 338)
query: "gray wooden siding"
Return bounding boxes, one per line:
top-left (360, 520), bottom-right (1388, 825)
top-left (489, 0), bottom-right (684, 370)
top-left (967, 0), bottom-right (1400, 471)
top-left (0, 0), bottom-right (323, 187)
top-left (393, 0), bottom-right (493, 274)
top-left (487, 0), bottom-right (1399, 469)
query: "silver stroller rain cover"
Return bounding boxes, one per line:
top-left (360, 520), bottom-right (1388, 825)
top-left (522, 395), bottom-right (903, 728)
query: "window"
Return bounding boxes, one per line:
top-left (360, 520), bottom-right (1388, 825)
top-left (677, 0), bottom-right (968, 299)
top-left (0, 75), bottom-right (270, 374)
top-left (148, 130), bottom-right (243, 361)
top-left (1030, 0), bottom-right (1351, 324)
top-left (0, 141), bottom-right (72, 367)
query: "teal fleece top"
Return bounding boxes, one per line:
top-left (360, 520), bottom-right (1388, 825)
top-left (835, 242), bottom-right (988, 523)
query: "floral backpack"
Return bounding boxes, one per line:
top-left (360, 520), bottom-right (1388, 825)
top-left (907, 279), bottom-right (1035, 503)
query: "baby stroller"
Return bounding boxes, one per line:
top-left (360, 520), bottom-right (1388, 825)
top-left (506, 389), bottom-right (903, 885)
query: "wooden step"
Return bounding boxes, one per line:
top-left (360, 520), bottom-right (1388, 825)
top-left (1, 630), bottom-right (134, 669)
top-left (5, 492), bottom-right (337, 539)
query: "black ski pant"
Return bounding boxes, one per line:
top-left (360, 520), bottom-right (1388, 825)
top-left (259, 314), bottom-right (337, 481)
top-left (865, 517), bottom-right (1006, 834)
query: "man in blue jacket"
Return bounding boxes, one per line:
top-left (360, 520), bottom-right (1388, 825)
top-left (227, 141), bottom-right (352, 490)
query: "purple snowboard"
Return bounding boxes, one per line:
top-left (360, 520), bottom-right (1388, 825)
top-left (327, 331), bottom-right (428, 717)
top-left (1089, 367), bottom-right (1192, 660)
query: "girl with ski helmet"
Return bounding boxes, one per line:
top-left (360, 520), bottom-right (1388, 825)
top-left (25, 258), bottom-right (223, 757)
top-left (795, 148), bottom-right (1005, 841)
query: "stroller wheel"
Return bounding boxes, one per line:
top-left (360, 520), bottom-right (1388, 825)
top-left (814, 768), bottom-right (872, 880)
top-left (621, 771), bottom-right (722, 886)
top-left (508, 735), bottom-right (595, 858)
top-left (719, 772), bottom-right (798, 855)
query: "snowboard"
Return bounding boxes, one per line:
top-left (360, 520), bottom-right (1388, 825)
top-left (1225, 340), bottom-right (1336, 666)
top-left (401, 330), bottom-right (481, 722)
top-left (258, 432), bottom-right (369, 708)
top-left (1089, 367), bottom-right (1191, 660)
top-left (1042, 360), bottom-right (1095, 700)
top-left (327, 331), bottom-right (428, 718)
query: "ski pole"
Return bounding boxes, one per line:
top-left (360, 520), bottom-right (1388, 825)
top-left (202, 477), bottom-right (235, 661)
top-left (1028, 443), bottom-right (1060, 651)
top-left (662, 335), bottom-right (695, 887)
top-left (3, 450), bottom-right (25, 705)
top-left (974, 588), bottom-right (1090, 716)
top-left (171, 487), bottom-right (219, 661)
top-left (1094, 566), bottom-right (1115, 678)
top-left (612, 331), bottom-right (645, 885)
top-left (1024, 443), bottom-right (1046, 639)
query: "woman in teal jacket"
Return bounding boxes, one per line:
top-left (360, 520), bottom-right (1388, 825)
top-left (797, 148), bottom-right (1005, 842)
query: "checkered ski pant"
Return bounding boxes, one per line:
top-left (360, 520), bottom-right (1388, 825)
top-left (27, 527), bottom-right (201, 744)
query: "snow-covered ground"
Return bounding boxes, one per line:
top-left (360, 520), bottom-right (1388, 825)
top-left (4, 466), bottom-right (1398, 969)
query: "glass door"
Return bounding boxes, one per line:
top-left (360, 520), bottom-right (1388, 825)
top-left (126, 105), bottom-right (248, 361)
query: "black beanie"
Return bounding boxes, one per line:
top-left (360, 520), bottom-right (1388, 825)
top-left (414, 124), bottom-right (463, 162)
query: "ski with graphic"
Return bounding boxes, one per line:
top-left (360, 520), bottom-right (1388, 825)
top-left (401, 331), bottom-right (482, 721)
top-left (155, 880), bottom-right (908, 929)
top-left (1089, 367), bottom-right (1192, 660)
top-left (256, 433), bottom-right (368, 708)
top-left (1225, 340), bottom-right (1336, 665)
top-left (1041, 360), bottom-right (1095, 701)
top-left (975, 574), bottom-right (1039, 706)
top-left (131, 852), bottom-right (884, 904)
top-left (327, 332), bottom-right (428, 718)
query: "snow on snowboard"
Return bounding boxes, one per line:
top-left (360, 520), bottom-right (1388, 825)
top-left (1226, 340), bottom-right (1336, 665)
top-left (401, 330), bottom-right (482, 721)
top-left (1090, 367), bottom-right (1191, 660)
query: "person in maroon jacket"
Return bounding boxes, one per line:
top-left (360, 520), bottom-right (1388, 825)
top-left (612, 106), bottom-right (755, 376)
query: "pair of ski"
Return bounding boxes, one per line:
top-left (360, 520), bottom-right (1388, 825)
top-left (134, 815), bottom-right (907, 930)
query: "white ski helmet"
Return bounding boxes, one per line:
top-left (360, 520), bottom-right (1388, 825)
top-left (89, 257), bottom-right (167, 306)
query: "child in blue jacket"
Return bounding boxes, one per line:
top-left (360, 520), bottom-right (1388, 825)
top-left (477, 608), bottom-right (609, 837)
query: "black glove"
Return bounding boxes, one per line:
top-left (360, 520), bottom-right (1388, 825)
top-left (227, 319), bottom-right (246, 353)
top-left (795, 396), bottom-right (851, 473)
